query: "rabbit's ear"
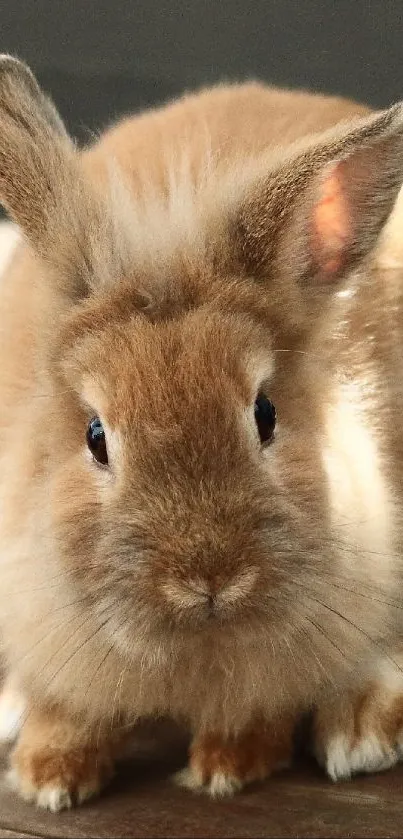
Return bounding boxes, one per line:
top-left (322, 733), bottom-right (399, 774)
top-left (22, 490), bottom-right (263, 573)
top-left (0, 56), bottom-right (111, 299)
top-left (236, 102), bottom-right (403, 294)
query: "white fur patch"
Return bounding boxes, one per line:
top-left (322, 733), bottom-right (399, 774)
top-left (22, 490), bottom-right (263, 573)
top-left (208, 771), bottom-right (242, 798)
top-left (323, 378), bottom-right (394, 574)
top-left (37, 785), bottom-right (74, 813)
top-left (7, 767), bottom-right (102, 812)
top-left (376, 183), bottom-right (403, 268)
top-left (173, 765), bottom-right (242, 797)
top-left (173, 765), bottom-right (205, 791)
top-left (102, 145), bottom-right (258, 287)
top-left (375, 658), bottom-right (403, 696)
top-left (0, 685), bottom-right (25, 743)
top-left (0, 222), bottom-right (19, 279)
top-left (324, 733), bottom-right (398, 781)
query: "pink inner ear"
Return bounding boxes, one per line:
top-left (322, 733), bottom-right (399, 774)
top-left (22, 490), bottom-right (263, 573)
top-left (313, 162), bottom-right (352, 275)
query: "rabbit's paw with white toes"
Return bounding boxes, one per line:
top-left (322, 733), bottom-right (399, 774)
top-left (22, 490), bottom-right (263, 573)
top-left (314, 679), bottom-right (403, 781)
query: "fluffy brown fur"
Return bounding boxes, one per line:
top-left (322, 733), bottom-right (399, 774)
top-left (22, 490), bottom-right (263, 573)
top-left (1, 55), bottom-right (403, 809)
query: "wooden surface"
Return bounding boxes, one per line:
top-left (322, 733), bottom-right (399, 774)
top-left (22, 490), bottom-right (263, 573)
top-left (1, 725), bottom-right (403, 839)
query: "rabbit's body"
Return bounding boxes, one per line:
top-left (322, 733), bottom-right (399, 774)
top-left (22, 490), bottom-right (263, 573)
top-left (0, 59), bottom-right (403, 809)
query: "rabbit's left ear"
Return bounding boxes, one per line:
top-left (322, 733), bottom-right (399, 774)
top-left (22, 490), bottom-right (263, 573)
top-left (236, 102), bottom-right (403, 292)
top-left (0, 56), bottom-right (76, 250)
top-left (0, 56), bottom-right (120, 300)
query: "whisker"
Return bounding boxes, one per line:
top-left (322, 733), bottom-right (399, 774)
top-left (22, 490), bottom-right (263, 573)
top-left (13, 611), bottom-right (94, 670)
top-left (37, 614), bottom-right (114, 702)
top-left (301, 589), bottom-right (403, 677)
top-left (273, 348), bottom-right (323, 360)
top-left (83, 642), bottom-right (116, 703)
top-left (303, 614), bottom-right (350, 668)
top-left (312, 576), bottom-right (403, 613)
top-left (9, 613), bottom-right (114, 736)
top-left (110, 665), bottom-right (127, 733)
top-left (6, 562), bottom-right (123, 596)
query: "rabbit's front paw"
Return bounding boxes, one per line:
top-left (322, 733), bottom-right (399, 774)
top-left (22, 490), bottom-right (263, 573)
top-left (174, 716), bottom-right (294, 797)
top-left (314, 680), bottom-right (403, 781)
top-left (9, 743), bottom-right (114, 811)
top-left (8, 707), bottom-right (115, 811)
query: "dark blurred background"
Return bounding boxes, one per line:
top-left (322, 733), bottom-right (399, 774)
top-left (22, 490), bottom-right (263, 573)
top-left (2, 0), bottom-right (403, 144)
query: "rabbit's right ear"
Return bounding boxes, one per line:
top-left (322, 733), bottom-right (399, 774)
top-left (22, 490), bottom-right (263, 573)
top-left (0, 56), bottom-right (113, 299)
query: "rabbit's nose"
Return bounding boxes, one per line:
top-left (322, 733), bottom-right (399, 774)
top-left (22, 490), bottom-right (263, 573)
top-left (161, 567), bottom-right (258, 616)
top-left (206, 593), bottom-right (216, 615)
top-left (161, 579), bottom-right (215, 610)
top-left (189, 586), bottom-right (216, 617)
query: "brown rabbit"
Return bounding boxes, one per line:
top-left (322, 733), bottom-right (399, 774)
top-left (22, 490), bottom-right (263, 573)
top-left (1, 55), bottom-right (403, 811)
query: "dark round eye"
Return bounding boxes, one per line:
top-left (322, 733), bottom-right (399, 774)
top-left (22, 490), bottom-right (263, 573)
top-left (254, 393), bottom-right (276, 445)
top-left (86, 416), bottom-right (108, 465)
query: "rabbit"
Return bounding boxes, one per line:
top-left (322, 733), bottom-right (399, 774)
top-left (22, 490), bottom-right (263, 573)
top-left (0, 54), bottom-right (403, 812)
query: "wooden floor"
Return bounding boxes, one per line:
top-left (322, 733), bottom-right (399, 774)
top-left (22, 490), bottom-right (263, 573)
top-left (1, 723), bottom-right (403, 839)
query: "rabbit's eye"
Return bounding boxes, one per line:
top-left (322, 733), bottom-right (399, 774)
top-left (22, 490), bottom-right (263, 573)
top-left (254, 394), bottom-right (276, 445)
top-left (86, 416), bottom-right (108, 465)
